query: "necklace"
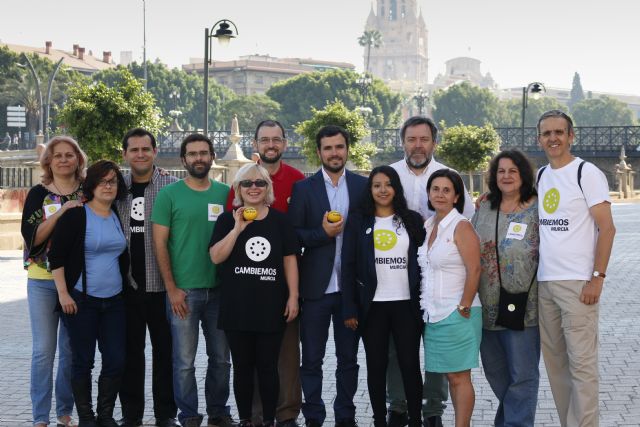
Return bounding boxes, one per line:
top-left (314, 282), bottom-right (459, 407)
top-left (51, 180), bottom-right (78, 196)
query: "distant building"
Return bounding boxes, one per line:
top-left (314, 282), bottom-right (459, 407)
top-left (120, 51), bottom-right (133, 67)
top-left (183, 54), bottom-right (355, 95)
top-left (1, 41), bottom-right (116, 75)
top-left (362, 0), bottom-right (428, 92)
top-left (431, 57), bottom-right (496, 90)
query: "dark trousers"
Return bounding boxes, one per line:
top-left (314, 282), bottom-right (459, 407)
top-left (362, 301), bottom-right (423, 426)
top-left (300, 292), bottom-right (360, 423)
top-left (118, 288), bottom-right (176, 422)
top-left (225, 329), bottom-right (284, 423)
top-left (63, 290), bottom-right (126, 380)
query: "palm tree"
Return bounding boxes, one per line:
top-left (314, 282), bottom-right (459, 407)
top-left (358, 29), bottom-right (382, 75)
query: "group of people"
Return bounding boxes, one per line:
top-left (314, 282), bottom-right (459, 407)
top-left (22, 110), bottom-right (614, 427)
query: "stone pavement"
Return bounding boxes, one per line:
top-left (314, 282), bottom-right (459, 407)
top-left (1, 202), bottom-right (639, 426)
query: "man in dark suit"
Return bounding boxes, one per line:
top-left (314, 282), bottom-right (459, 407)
top-left (288, 125), bottom-right (367, 427)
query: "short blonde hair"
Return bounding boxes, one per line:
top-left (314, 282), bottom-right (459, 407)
top-left (232, 163), bottom-right (275, 208)
top-left (40, 136), bottom-right (88, 185)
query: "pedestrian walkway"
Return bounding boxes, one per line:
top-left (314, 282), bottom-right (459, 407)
top-left (1, 203), bottom-right (638, 426)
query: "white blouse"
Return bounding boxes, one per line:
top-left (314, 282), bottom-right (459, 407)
top-left (419, 209), bottom-right (481, 323)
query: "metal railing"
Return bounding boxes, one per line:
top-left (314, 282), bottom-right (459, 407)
top-left (155, 126), bottom-right (640, 159)
top-left (0, 167), bottom-right (33, 188)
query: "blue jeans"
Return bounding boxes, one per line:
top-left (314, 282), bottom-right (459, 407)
top-left (300, 292), bottom-right (359, 424)
top-left (167, 288), bottom-right (231, 424)
top-left (480, 326), bottom-right (540, 427)
top-left (63, 290), bottom-right (126, 379)
top-left (28, 278), bottom-right (74, 425)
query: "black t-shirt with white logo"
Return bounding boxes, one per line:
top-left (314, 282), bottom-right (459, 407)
top-left (129, 181), bottom-right (149, 289)
top-left (209, 209), bottom-right (299, 332)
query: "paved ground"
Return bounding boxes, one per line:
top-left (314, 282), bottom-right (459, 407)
top-left (1, 202), bottom-right (639, 426)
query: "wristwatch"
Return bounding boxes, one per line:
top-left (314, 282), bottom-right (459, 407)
top-left (457, 305), bottom-right (471, 314)
top-left (592, 271), bottom-right (606, 279)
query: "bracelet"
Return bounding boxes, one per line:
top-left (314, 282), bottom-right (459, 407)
top-left (457, 305), bottom-right (470, 314)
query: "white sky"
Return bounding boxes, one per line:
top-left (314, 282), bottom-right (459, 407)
top-left (3, 0), bottom-right (639, 95)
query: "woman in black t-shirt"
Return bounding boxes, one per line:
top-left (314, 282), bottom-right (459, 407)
top-left (209, 163), bottom-right (299, 427)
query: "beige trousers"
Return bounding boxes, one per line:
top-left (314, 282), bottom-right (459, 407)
top-left (538, 280), bottom-right (599, 427)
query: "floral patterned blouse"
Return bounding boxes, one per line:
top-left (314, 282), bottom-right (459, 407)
top-left (471, 198), bottom-right (539, 330)
top-left (21, 184), bottom-right (83, 274)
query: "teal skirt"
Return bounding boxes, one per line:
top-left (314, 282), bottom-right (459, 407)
top-left (423, 307), bottom-right (482, 373)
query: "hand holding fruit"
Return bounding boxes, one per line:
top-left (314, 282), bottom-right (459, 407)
top-left (322, 210), bottom-right (344, 237)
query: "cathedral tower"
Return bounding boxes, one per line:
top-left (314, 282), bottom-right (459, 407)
top-left (363, 0), bottom-right (428, 91)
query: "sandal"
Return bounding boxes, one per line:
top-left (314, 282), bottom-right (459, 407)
top-left (57, 415), bottom-right (78, 427)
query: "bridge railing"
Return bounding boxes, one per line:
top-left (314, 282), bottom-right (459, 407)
top-left (156, 126), bottom-right (640, 159)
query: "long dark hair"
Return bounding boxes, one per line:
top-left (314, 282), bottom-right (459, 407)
top-left (361, 165), bottom-right (425, 245)
top-left (486, 149), bottom-right (537, 210)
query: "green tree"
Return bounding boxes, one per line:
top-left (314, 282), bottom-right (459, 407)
top-left (59, 69), bottom-right (165, 161)
top-left (501, 97), bottom-right (565, 127)
top-left (432, 81), bottom-right (506, 127)
top-left (571, 96), bottom-right (636, 126)
top-left (0, 48), bottom-right (87, 136)
top-left (93, 61), bottom-right (234, 130)
top-left (358, 29), bottom-right (382, 74)
top-left (568, 72), bottom-right (585, 111)
top-left (218, 95), bottom-right (281, 131)
top-left (295, 101), bottom-right (376, 170)
top-left (267, 69), bottom-right (401, 128)
top-left (437, 123), bottom-right (501, 194)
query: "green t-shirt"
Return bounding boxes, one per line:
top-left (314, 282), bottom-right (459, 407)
top-left (151, 179), bottom-right (229, 289)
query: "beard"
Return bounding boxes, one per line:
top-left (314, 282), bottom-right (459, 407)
top-left (322, 157), bottom-right (346, 174)
top-left (259, 151), bottom-right (282, 164)
top-left (185, 160), bottom-right (212, 179)
top-left (406, 152), bottom-right (432, 170)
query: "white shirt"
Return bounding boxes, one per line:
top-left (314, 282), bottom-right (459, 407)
top-left (372, 215), bottom-right (411, 301)
top-left (418, 209), bottom-right (481, 323)
top-left (537, 158), bottom-right (611, 281)
top-left (390, 158), bottom-right (475, 220)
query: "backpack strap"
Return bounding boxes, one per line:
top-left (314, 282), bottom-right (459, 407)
top-left (536, 166), bottom-right (547, 188)
top-left (577, 160), bottom-right (586, 193)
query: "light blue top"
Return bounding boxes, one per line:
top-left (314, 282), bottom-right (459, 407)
top-left (75, 205), bottom-right (126, 297)
top-left (321, 167), bottom-right (350, 294)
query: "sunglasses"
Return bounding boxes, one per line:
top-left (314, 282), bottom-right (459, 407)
top-left (239, 179), bottom-right (268, 188)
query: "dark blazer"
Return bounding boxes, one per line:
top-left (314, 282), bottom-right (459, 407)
top-left (341, 210), bottom-right (425, 326)
top-left (48, 205), bottom-right (130, 297)
top-left (288, 169), bottom-right (367, 300)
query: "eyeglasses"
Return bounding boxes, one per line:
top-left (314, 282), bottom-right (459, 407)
top-left (185, 150), bottom-right (211, 159)
top-left (98, 178), bottom-right (118, 188)
top-left (239, 179), bottom-right (268, 188)
top-left (257, 137), bottom-right (285, 145)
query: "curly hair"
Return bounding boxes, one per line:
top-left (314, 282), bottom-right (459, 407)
top-left (486, 149), bottom-right (537, 210)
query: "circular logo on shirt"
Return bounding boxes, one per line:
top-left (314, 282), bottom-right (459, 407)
top-left (543, 188), bottom-right (560, 214)
top-left (47, 205), bottom-right (58, 214)
top-left (513, 224), bottom-right (522, 233)
top-left (130, 197), bottom-right (145, 221)
top-left (210, 204), bottom-right (222, 215)
top-left (245, 236), bottom-right (271, 262)
top-left (373, 229), bottom-right (397, 251)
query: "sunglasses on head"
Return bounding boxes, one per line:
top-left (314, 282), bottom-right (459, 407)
top-left (239, 179), bottom-right (268, 188)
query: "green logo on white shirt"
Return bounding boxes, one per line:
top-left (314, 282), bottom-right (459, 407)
top-left (374, 229), bottom-right (397, 251)
top-left (543, 188), bottom-right (560, 214)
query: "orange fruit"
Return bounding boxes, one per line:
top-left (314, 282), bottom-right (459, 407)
top-left (327, 210), bottom-right (342, 223)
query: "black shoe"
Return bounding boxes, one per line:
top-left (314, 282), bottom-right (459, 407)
top-left (386, 411), bottom-right (408, 427)
top-left (71, 377), bottom-right (98, 427)
top-left (119, 419), bottom-right (142, 427)
top-left (305, 420), bottom-right (322, 427)
top-left (156, 419), bottom-right (180, 427)
top-left (277, 420), bottom-right (299, 427)
top-left (238, 420), bottom-right (253, 427)
top-left (424, 416), bottom-right (442, 427)
top-left (334, 419), bottom-right (357, 427)
top-left (96, 376), bottom-right (122, 427)
top-left (208, 416), bottom-right (238, 427)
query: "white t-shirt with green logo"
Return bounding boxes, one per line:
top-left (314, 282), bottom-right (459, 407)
top-left (373, 215), bottom-right (411, 301)
top-left (537, 158), bottom-right (610, 281)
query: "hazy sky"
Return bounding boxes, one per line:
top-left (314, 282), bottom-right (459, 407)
top-left (3, 0), bottom-right (638, 95)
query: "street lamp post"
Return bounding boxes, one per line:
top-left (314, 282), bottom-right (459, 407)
top-left (18, 55), bottom-right (65, 142)
top-left (204, 19), bottom-right (238, 136)
top-left (521, 82), bottom-right (545, 144)
top-left (414, 88), bottom-right (428, 116)
top-left (170, 90), bottom-right (180, 110)
top-left (357, 73), bottom-right (372, 107)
